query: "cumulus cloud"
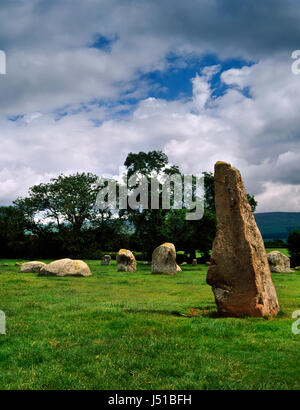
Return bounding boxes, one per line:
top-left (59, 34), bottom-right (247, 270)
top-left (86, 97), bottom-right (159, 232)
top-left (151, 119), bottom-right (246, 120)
top-left (1, 0), bottom-right (300, 116)
top-left (255, 182), bottom-right (300, 212)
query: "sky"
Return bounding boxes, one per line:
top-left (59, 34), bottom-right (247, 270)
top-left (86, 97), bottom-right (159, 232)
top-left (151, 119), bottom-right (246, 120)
top-left (1, 0), bottom-right (300, 212)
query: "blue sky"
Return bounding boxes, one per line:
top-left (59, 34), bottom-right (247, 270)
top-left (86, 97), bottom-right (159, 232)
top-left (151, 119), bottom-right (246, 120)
top-left (89, 33), bottom-right (119, 53)
top-left (140, 54), bottom-right (254, 101)
top-left (87, 34), bottom-right (254, 109)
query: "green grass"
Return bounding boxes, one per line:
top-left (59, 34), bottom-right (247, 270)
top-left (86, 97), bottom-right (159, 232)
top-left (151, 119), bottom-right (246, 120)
top-left (0, 256), bottom-right (300, 390)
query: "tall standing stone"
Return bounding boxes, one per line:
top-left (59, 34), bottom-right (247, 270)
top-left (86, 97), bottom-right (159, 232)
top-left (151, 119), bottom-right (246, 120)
top-left (206, 162), bottom-right (280, 317)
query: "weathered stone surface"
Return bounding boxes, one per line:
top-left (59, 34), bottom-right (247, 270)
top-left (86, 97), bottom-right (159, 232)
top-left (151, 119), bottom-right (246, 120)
top-left (101, 255), bottom-right (111, 265)
top-left (20, 261), bottom-right (47, 273)
top-left (181, 262), bottom-right (188, 266)
top-left (192, 259), bottom-right (198, 266)
top-left (39, 258), bottom-right (91, 277)
top-left (116, 249), bottom-right (136, 272)
top-left (151, 243), bottom-right (181, 275)
top-left (206, 162), bottom-right (280, 317)
top-left (267, 251), bottom-right (291, 273)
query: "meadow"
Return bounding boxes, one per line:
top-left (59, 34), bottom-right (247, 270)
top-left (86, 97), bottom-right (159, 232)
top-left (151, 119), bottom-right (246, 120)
top-left (0, 254), bottom-right (300, 390)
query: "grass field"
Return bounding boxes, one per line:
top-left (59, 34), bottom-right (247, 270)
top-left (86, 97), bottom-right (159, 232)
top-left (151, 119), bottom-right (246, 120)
top-left (0, 256), bottom-right (300, 390)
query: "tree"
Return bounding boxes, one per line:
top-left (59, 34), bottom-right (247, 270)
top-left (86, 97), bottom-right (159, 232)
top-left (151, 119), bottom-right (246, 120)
top-left (124, 151), bottom-right (169, 178)
top-left (122, 151), bottom-right (177, 259)
top-left (203, 172), bottom-right (215, 212)
top-left (123, 151), bottom-right (258, 260)
top-left (165, 208), bottom-right (216, 261)
top-left (14, 173), bottom-right (107, 257)
top-left (247, 194), bottom-right (258, 213)
top-left (0, 206), bottom-right (27, 258)
top-left (5, 153), bottom-right (258, 260)
top-left (287, 229), bottom-right (300, 267)
top-left (123, 150), bottom-right (216, 260)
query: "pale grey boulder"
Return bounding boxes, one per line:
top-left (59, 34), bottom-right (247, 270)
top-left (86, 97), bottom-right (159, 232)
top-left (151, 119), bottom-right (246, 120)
top-left (267, 251), bottom-right (291, 273)
top-left (20, 261), bottom-right (47, 273)
top-left (39, 258), bottom-right (92, 277)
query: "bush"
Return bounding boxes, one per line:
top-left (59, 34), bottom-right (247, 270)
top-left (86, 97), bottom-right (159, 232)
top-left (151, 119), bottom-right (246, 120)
top-left (287, 230), bottom-right (300, 267)
top-left (264, 239), bottom-right (286, 248)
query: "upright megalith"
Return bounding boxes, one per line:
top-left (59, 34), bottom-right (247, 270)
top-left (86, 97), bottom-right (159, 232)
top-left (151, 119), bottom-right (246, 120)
top-left (151, 243), bottom-right (181, 275)
top-left (206, 162), bottom-right (280, 317)
top-left (116, 249), bottom-right (136, 272)
top-left (101, 255), bottom-right (111, 265)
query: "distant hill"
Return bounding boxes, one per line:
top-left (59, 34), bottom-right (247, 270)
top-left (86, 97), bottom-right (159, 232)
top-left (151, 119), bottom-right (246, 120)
top-left (254, 212), bottom-right (300, 240)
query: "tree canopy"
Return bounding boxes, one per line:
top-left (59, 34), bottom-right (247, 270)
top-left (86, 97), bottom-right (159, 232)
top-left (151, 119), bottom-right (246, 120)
top-left (1, 150), bottom-right (258, 260)
top-left (287, 229), bottom-right (300, 266)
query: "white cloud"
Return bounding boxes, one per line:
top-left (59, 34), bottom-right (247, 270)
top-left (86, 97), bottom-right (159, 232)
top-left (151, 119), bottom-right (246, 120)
top-left (256, 182), bottom-right (300, 212)
top-left (221, 66), bottom-right (252, 88)
top-left (1, 54), bottom-right (299, 213)
top-left (1, 0), bottom-right (300, 116)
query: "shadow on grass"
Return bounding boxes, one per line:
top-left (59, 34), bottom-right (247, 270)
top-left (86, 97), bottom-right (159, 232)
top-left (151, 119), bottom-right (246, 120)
top-left (123, 307), bottom-right (220, 318)
top-left (124, 308), bottom-right (177, 316)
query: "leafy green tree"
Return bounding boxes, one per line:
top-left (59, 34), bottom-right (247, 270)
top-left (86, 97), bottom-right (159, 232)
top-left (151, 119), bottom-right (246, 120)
top-left (203, 172), bottom-right (215, 212)
top-left (165, 208), bottom-right (216, 261)
top-left (14, 173), bottom-right (109, 257)
top-left (247, 194), bottom-right (258, 213)
top-left (123, 150), bottom-right (217, 260)
top-left (6, 152), bottom-right (258, 260)
top-left (0, 206), bottom-right (27, 258)
top-left (264, 239), bottom-right (285, 248)
top-left (287, 229), bottom-right (300, 267)
top-left (124, 151), bottom-right (170, 178)
top-left (123, 151), bottom-right (177, 259)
